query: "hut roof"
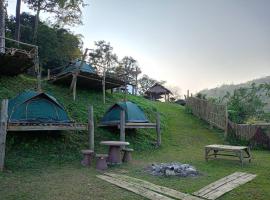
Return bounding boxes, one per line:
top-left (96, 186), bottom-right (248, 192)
top-left (145, 83), bottom-right (172, 95)
top-left (8, 91), bottom-right (71, 123)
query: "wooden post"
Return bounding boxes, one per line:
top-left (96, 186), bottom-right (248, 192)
top-left (72, 74), bottom-right (77, 101)
top-left (156, 112), bottom-right (161, 147)
top-left (47, 69), bottom-right (50, 80)
top-left (224, 105), bottom-right (228, 139)
top-left (120, 110), bottom-right (125, 142)
top-left (88, 106), bottom-right (94, 151)
top-left (0, 1), bottom-right (5, 53)
top-left (0, 99), bottom-right (8, 171)
top-left (187, 90), bottom-right (190, 98)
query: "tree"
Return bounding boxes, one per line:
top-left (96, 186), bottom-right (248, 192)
top-left (6, 13), bottom-right (82, 69)
top-left (138, 74), bottom-right (166, 95)
top-left (0, 0), bottom-right (5, 53)
top-left (118, 56), bottom-right (141, 95)
top-left (23, 0), bottom-right (85, 43)
top-left (168, 86), bottom-right (182, 99)
top-left (89, 40), bottom-right (118, 103)
top-left (15, 0), bottom-right (22, 42)
top-left (223, 83), bottom-right (269, 123)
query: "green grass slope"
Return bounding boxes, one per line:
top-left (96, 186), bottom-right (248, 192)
top-left (0, 75), bottom-right (270, 200)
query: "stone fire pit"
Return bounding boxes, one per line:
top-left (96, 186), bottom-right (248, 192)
top-left (147, 162), bottom-right (199, 177)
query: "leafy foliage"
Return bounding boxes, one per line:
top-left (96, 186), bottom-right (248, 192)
top-left (6, 13), bottom-right (82, 70)
top-left (223, 83), bottom-right (270, 123)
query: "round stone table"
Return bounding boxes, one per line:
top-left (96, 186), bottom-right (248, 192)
top-left (100, 141), bottom-right (130, 164)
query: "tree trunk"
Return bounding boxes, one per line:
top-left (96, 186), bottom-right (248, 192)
top-left (0, 0), bottom-right (5, 53)
top-left (32, 1), bottom-right (41, 44)
top-left (15, 0), bottom-right (21, 43)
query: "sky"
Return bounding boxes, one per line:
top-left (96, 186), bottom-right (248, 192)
top-left (6, 0), bottom-right (270, 95)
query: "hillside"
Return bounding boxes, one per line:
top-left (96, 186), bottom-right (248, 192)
top-left (0, 75), bottom-right (270, 199)
top-left (200, 76), bottom-right (270, 98)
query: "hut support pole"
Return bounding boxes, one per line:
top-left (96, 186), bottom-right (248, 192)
top-left (0, 99), bottom-right (8, 171)
top-left (156, 112), bottom-right (161, 147)
top-left (88, 106), bottom-right (94, 151)
top-left (120, 110), bottom-right (125, 142)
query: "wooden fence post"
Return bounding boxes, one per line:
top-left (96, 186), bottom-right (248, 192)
top-left (88, 106), bottom-right (94, 151)
top-left (156, 112), bottom-right (161, 147)
top-left (120, 110), bottom-right (125, 142)
top-left (47, 69), bottom-right (50, 80)
top-left (0, 99), bottom-right (8, 171)
top-left (224, 105), bottom-right (228, 139)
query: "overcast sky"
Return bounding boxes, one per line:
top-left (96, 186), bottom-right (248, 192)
top-left (7, 0), bottom-right (270, 95)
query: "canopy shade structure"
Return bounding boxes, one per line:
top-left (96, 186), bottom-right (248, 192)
top-left (49, 60), bottom-right (125, 90)
top-left (144, 83), bottom-right (172, 101)
top-left (8, 91), bottom-right (71, 123)
top-left (100, 101), bottom-right (149, 126)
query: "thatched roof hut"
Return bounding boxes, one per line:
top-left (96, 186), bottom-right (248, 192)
top-left (144, 83), bottom-right (172, 101)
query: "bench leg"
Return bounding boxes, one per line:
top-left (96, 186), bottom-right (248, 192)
top-left (214, 150), bottom-right (218, 158)
top-left (239, 151), bottom-right (244, 167)
top-left (205, 148), bottom-right (210, 162)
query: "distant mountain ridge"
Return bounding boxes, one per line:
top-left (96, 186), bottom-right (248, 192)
top-left (200, 76), bottom-right (270, 99)
top-left (200, 76), bottom-right (270, 112)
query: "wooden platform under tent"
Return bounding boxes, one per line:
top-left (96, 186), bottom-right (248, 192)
top-left (0, 99), bottom-right (95, 172)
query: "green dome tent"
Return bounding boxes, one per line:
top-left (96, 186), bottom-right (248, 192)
top-left (101, 101), bottom-right (149, 125)
top-left (8, 91), bottom-right (71, 123)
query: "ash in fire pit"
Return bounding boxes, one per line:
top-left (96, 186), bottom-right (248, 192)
top-left (147, 162), bottom-right (199, 177)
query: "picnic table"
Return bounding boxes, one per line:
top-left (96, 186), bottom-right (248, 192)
top-left (205, 144), bottom-right (251, 166)
top-left (100, 141), bottom-right (129, 164)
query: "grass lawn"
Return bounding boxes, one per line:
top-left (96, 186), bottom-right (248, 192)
top-left (0, 76), bottom-right (270, 200)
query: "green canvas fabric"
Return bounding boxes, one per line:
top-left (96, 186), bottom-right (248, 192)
top-left (8, 91), bottom-right (71, 123)
top-left (101, 101), bottom-right (149, 125)
top-left (59, 60), bottom-right (96, 76)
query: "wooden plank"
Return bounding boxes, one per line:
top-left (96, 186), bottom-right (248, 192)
top-left (193, 172), bottom-right (246, 196)
top-left (202, 173), bottom-right (256, 200)
top-left (205, 144), bottom-right (248, 150)
top-left (120, 110), bottom-right (125, 142)
top-left (7, 124), bottom-right (87, 131)
top-left (105, 173), bottom-right (202, 200)
top-left (0, 99), bottom-right (8, 171)
top-left (88, 106), bottom-right (94, 151)
top-left (97, 175), bottom-right (174, 200)
top-left (156, 112), bottom-right (161, 146)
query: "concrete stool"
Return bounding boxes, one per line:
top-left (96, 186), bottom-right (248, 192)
top-left (122, 148), bottom-right (134, 163)
top-left (81, 150), bottom-right (94, 167)
top-left (96, 154), bottom-right (108, 170)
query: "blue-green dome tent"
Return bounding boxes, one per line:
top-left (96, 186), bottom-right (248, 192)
top-left (8, 91), bottom-right (71, 123)
top-left (101, 101), bottom-right (149, 125)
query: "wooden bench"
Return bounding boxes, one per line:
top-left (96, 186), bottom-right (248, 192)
top-left (205, 144), bottom-right (251, 166)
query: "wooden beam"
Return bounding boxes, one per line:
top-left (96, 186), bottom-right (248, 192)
top-left (0, 99), bottom-right (8, 171)
top-left (88, 106), bottom-right (94, 151)
top-left (120, 110), bottom-right (125, 142)
top-left (7, 124), bottom-right (87, 131)
top-left (156, 112), bottom-right (161, 147)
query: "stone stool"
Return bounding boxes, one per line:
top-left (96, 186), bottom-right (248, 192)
top-left (81, 149), bottom-right (94, 167)
top-left (122, 148), bottom-right (134, 163)
top-left (96, 154), bottom-right (108, 170)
